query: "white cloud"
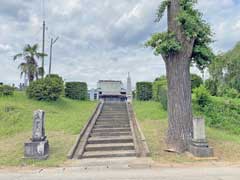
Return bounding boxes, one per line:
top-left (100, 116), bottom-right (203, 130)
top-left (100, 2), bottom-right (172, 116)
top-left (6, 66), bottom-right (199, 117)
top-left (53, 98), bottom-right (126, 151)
top-left (0, 0), bottom-right (240, 87)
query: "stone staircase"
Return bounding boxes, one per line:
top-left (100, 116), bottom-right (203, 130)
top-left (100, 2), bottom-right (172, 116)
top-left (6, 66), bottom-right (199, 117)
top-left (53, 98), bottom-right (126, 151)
top-left (82, 102), bottom-right (136, 158)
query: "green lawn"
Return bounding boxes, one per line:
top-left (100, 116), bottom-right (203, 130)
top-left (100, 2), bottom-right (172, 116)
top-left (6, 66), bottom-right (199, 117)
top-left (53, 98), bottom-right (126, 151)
top-left (133, 100), bottom-right (240, 163)
top-left (0, 92), bottom-right (97, 167)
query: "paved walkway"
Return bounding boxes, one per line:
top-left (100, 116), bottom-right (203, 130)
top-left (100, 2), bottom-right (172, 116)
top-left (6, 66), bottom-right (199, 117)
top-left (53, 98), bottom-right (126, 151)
top-left (1, 158), bottom-right (240, 180)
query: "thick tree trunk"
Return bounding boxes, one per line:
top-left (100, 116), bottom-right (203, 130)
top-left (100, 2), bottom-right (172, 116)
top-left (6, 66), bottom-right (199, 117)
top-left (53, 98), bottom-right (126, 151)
top-left (164, 0), bottom-right (195, 152)
top-left (165, 54), bottom-right (193, 152)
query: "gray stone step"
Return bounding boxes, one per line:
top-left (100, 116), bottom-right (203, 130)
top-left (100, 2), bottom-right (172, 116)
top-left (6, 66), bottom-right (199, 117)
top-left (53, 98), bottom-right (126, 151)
top-left (96, 120), bottom-right (129, 124)
top-left (98, 117), bottom-right (129, 121)
top-left (92, 127), bottom-right (131, 133)
top-left (97, 118), bottom-right (129, 121)
top-left (82, 150), bottom-right (136, 158)
top-left (96, 123), bottom-right (130, 127)
top-left (85, 143), bottom-right (134, 151)
top-left (94, 124), bottom-right (130, 128)
top-left (88, 136), bottom-right (133, 144)
top-left (90, 131), bottom-right (131, 137)
top-left (99, 116), bottom-right (128, 118)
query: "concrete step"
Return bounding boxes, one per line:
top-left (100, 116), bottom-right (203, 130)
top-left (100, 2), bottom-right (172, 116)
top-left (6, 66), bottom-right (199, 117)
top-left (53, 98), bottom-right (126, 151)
top-left (99, 114), bottom-right (128, 118)
top-left (98, 118), bottom-right (128, 121)
top-left (98, 118), bottom-right (129, 121)
top-left (82, 150), bottom-right (136, 158)
top-left (88, 136), bottom-right (133, 144)
top-left (85, 143), bottom-right (135, 151)
top-left (100, 112), bottom-right (127, 114)
top-left (94, 124), bottom-right (130, 128)
top-left (96, 120), bottom-right (129, 124)
top-left (96, 123), bottom-right (130, 126)
top-left (90, 131), bottom-right (131, 137)
top-left (92, 127), bottom-right (131, 133)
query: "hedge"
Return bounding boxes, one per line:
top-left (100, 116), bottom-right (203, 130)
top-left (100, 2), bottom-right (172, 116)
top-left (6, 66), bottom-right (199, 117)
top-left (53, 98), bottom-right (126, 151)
top-left (193, 97), bottom-right (240, 135)
top-left (65, 82), bottom-right (88, 100)
top-left (26, 74), bottom-right (64, 101)
top-left (152, 76), bottom-right (167, 101)
top-left (0, 85), bottom-right (14, 96)
top-left (136, 82), bottom-right (152, 101)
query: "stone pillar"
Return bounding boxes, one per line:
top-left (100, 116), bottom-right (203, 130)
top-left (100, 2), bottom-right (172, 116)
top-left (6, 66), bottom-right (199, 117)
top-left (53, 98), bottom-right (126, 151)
top-left (189, 117), bottom-right (213, 157)
top-left (24, 110), bottom-right (49, 160)
top-left (127, 72), bottom-right (132, 102)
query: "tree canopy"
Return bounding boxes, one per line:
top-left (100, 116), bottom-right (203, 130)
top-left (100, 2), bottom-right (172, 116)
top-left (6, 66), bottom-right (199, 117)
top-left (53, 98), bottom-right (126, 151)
top-left (146, 0), bottom-right (214, 71)
top-left (208, 42), bottom-right (240, 92)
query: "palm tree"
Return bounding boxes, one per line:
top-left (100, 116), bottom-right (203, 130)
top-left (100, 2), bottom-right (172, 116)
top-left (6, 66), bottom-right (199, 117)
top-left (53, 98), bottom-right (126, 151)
top-left (14, 44), bottom-right (46, 83)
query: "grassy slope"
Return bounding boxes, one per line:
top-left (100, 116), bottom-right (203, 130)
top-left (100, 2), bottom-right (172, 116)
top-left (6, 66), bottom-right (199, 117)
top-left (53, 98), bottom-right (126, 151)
top-left (133, 100), bottom-right (240, 163)
top-left (0, 92), bottom-right (97, 167)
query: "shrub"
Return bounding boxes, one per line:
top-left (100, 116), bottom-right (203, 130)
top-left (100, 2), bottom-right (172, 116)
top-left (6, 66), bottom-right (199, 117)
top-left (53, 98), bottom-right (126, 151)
top-left (152, 76), bottom-right (167, 101)
top-left (0, 85), bottom-right (14, 96)
top-left (159, 85), bottom-right (168, 110)
top-left (230, 75), bottom-right (240, 92)
top-left (205, 79), bottom-right (218, 96)
top-left (193, 85), bottom-right (210, 108)
top-left (225, 88), bottom-right (239, 98)
top-left (26, 75), bottom-right (64, 101)
top-left (217, 84), bottom-right (229, 97)
top-left (65, 82), bottom-right (88, 100)
top-left (191, 74), bottom-right (203, 91)
top-left (136, 82), bottom-right (152, 101)
top-left (202, 100), bottom-right (240, 135)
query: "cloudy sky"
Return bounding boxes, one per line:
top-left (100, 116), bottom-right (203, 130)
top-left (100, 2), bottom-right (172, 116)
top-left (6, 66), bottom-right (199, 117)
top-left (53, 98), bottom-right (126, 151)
top-left (0, 0), bottom-right (240, 88)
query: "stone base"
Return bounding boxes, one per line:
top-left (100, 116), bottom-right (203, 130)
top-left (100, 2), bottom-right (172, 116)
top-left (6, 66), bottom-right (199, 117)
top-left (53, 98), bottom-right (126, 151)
top-left (189, 144), bottom-right (213, 158)
top-left (24, 140), bottom-right (49, 160)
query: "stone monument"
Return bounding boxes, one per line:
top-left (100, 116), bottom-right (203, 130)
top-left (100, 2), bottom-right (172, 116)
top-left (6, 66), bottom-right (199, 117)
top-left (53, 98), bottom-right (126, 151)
top-left (189, 117), bottom-right (213, 157)
top-left (127, 72), bottom-right (132, 102)
top-left (24, 110), bottom-right (49, 159)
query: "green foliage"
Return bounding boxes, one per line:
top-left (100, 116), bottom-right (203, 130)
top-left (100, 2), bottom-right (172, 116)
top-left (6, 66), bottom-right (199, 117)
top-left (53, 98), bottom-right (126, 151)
top-left (225, 88), bottom-right (239, 99)
top-left (178, 0), bottom-right (214, 70)
top-left (152, 76), bottom-right (167, 101)
top-left (0, 85), bottom-right (14, 96)
top-left (13, 44), bottom-right (47, 82)
top-left (152, 76), bottom-right (168, 110)
top-left (191, 74), bottom-right (203, 90)
top-left (204, 79), bottom-right (218, 96)
top-left (217, 84), bottom-right (230, 97)
top-left (202, 99), bottom-right (240, 135)
top-left (193, 85), bottom-right (210, 108)
top-left (158, 85), bottom-right (168, 110)
top-left (230, 74), bottom-right (240, 92)
top-left (65, 82), bottom-right (88, 100)
top-left (136, 82), bottom-right (153, 101)
top-left (217, 84), bottom-right (239, 98)
top-left (147, 0), bottom-right (214, 71)
top-left (208, 42), bottom-right (240, 93)
top-left (26, 75), bottom-right (64, 101)
top-left (155, 0), bottom-right (170, 22)
top-left (145, 32), bottom-right (181, 56)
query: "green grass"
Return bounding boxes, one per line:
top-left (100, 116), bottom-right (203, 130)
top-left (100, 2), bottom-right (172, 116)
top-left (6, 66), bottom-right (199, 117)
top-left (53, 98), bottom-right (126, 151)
top-left (133, 100), bottom-right (240, 163)
top-left (133, 101), bottom-right (167, 121)
top-left (0, 92), bottom-right (97, 167)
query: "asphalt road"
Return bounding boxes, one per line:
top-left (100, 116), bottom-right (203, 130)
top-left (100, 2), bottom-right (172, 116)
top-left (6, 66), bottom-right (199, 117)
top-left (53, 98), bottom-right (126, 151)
top-left (1, 166), bottom-right (240, 180)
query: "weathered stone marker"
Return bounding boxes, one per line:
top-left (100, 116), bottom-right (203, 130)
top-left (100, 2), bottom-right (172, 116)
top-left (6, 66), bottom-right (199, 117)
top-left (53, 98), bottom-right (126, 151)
top-left (24, 110), bottom-right (49, 160)
top-left (189, 117), bottom-right (213, 157)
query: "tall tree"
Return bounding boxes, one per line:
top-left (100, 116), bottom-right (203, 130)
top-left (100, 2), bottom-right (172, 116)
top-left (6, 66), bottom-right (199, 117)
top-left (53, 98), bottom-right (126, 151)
top-left (146, 0), bottom-right (214, 152)
top-left (14, 44), bottom-right (46, 83)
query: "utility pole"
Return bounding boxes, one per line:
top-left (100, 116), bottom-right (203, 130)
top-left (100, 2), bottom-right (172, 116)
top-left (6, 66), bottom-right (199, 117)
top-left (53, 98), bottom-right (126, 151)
top-left (49, 36), bottom-right (59, 75)
top-left (41, 20), bottom-right (46, 78)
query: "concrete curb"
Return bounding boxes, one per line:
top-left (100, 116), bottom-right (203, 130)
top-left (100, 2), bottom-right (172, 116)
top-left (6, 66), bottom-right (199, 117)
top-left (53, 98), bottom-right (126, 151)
top-left (126, 102), bottom-right (150, 157)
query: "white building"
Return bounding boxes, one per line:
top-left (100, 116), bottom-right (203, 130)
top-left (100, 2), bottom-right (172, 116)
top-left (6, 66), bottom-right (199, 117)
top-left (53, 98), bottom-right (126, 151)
top-left (88, 74), bottom-right (132, 102)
